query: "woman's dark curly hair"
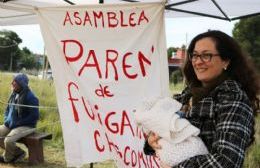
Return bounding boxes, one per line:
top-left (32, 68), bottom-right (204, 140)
top-left (183, 30), bottom-right (260, 145)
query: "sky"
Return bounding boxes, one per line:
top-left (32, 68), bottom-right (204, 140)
top-left (0, 17), bottom-right (237, 54)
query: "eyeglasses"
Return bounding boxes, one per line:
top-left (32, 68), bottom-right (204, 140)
top-left (188, 53), bottom-right (219, 62)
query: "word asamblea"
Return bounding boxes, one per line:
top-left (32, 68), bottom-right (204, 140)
top-left (63, 10), bottom-right (149, 28)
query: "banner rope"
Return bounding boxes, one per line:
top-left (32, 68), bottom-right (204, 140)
top-left (0, 99), bottom-right (60, 138)
top-left (0, 99), bottom-right (58, 109)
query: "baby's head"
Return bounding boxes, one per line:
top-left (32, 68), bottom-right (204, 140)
top-left (133, 97), bottom-right (182, 135)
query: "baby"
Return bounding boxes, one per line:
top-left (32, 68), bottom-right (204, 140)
top-left (134, 97), bottom-right (208, 166)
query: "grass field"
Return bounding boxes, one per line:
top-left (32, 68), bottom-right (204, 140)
top-left (0, 73), bottom-right (259, 168)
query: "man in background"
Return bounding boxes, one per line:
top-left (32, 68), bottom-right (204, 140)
top-left (0, 73), bottom-right (39, 163)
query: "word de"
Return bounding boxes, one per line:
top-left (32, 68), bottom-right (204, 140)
top-left (95, 84), bottom-right (114, 98)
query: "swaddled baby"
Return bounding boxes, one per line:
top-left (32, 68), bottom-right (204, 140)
top-left (134, 97), bottom-right (208, 166)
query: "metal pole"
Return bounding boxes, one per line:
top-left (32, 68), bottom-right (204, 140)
top-left (89, 0), bottom-right (104, 167)
top-left (42, 46), bottom-right (47, 79)
top-left (9, 52), bottom-right (13, 72)
top-left (8, 40), bottom-right (17, 72)
top-left (89, 1), bottom-right (103, 165)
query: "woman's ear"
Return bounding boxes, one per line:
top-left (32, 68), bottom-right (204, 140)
top-left (223, 59), bottom-right (230, 70)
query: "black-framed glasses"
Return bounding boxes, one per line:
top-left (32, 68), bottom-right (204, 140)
top-left (188, 53), bottom-right (219, 62)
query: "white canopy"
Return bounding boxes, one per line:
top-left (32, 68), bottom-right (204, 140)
top-left (1, 0), bottom-right (260, 26)
top-left (0, 0), bottom-right (96, 25)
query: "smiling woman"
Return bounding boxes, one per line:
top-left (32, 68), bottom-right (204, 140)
top-left (144, 30), bottom-right (260, 168)
top-left (189, 37), bottom-right (230, 86)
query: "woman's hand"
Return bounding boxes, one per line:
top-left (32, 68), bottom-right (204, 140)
top-left (147, 132), bottom-right (161, 150)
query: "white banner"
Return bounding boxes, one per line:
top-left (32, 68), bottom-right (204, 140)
top-left (37, 2), bottom-right (169, 167)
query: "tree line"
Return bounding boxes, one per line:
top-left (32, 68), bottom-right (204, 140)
top-left (233, 16), bottom-right (260, 70)
top-left (0, 30), bottom-right (41, 71)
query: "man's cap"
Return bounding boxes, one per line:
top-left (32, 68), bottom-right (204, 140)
top-left (13, 73), bottom-right (29, 88)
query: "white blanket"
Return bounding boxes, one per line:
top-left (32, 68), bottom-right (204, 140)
top-left (134, 97), bottom-right (208, 166)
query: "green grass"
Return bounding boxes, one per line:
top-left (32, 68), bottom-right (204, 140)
top-left (0, 72), bottom-right (259, 168)
top-left (244, 114), bottom-right (260, 168)
top-left (169, 82), bottom-right (185, 95)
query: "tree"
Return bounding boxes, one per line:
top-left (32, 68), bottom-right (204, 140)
top-left (0, 30), bottom-right (22, 70)
top-left (167, 47), bottom-right (178, 59)
top-left (0, 30), bottom-right (41, 71)
top-left (181, 44), bottom-right (186, 50)
top-left (170, 68), bottom-right (183, 85)
top-left (233, 16), bottom-right (260, 70)
top-left (19, 47), bottom-right (43, 71)
top-left (22, 47), bottom-right (32, 55)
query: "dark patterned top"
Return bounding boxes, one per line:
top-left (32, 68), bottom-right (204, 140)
top-left (144, 80), bottom-right (254, 168)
